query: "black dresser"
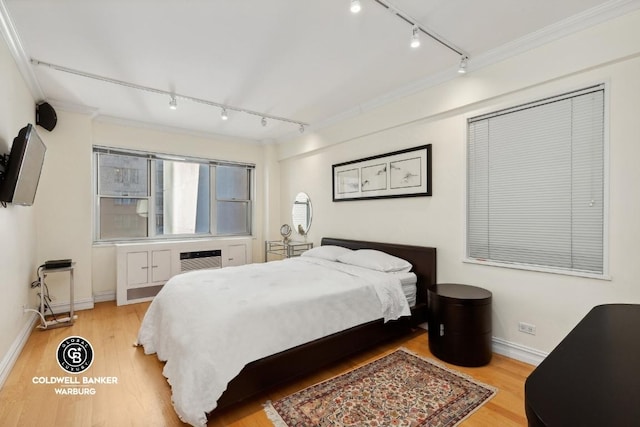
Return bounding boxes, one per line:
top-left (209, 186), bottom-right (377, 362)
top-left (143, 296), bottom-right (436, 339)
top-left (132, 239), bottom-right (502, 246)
top-left (525, 304), bottom-right (640, 427)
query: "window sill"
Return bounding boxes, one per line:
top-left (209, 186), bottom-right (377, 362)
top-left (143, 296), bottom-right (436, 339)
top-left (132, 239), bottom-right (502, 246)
top-left (463, 257), bottom-right (611, 281)
top-left (93, 235), bottom-right (254, 248)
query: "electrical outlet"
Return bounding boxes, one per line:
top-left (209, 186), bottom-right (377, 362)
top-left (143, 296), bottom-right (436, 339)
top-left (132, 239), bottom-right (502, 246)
top-left (518, 321), bottom-right (536, 335)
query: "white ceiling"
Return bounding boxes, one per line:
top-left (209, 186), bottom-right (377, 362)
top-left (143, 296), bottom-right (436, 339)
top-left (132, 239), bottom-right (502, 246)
top-left (2, 0), bottom-right (638, 142)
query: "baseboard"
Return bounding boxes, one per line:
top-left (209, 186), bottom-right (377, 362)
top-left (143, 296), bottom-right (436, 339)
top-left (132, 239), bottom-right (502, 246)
top-left (0, 312), bottom-right (37, 389)
top-left (50, 297), bottom-right (95, 313)
top-left (417, 324), bottom-right (546, 366)
top-left (492, 336), bottom-right (548, 366)
top-left (93, 290), bottom-right (116, 303)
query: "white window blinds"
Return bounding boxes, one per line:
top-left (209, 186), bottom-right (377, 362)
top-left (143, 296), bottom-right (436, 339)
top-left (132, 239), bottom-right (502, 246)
top-left (467, 84), bottom-right (605, 274)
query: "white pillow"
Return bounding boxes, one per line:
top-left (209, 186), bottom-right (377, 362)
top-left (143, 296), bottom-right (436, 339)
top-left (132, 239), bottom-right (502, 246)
top-left (336, 249), bottom-right (412, 273)
top-left (301, 245), bottom-right (353, 261)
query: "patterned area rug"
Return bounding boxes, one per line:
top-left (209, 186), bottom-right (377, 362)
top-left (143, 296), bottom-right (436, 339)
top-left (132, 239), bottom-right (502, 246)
top-left (264, 348), bottom-right (496, 427)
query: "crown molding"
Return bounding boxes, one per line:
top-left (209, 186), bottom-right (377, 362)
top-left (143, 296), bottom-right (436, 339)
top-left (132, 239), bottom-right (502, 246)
top-left (469, 0), bottom-right (640, 73)
top-left (289, 0), bottom-right (640, 143)
top-left (0, 0), bottom-right (44, 100)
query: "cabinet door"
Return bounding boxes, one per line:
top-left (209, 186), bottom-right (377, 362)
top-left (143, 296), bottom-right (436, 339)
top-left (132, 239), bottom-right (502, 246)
top-left (151, 249), bottom-right (172, 282)
top-left (127, 251), bottom-right (149, 286)
top-left (227, 244), bottom-right (246, 266)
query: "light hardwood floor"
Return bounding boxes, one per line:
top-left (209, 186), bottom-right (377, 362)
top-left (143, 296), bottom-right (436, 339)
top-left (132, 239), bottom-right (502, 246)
top-left (0, 301), bottom-right (535, 426)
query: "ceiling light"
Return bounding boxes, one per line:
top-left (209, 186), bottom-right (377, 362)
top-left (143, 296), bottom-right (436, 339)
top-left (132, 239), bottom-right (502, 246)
top-left (410, 26), bottom-right (420, 48)
top-left (221, 108), bottom-right (228, 120)
top-left (458, 56), bottom-right (468, 74)
top-left (358, 2), bottom-right (470, 69)
top-left (350, 0), bottom-right (361, 14)
top-left (261, 117), bottom-right (267, 127)
top-left (169, 96), bottom-right (177, 110)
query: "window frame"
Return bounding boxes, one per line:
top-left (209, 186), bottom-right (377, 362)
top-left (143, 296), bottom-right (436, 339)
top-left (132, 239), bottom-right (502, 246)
top-left (92, 146), bottom-right (255, 243)
top-left (463, 83), bottom-right (610, 279)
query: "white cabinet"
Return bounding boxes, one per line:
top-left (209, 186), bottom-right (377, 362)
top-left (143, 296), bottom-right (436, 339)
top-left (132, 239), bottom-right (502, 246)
top-left (126, 251), bottom-right (149, 285)
top-left (119, 249), bottom-right (173, 305)
top-left (125, 249), bottom-right (172, 286)
top-left (116, 239), bottom-right (252, 305)
top-left (227, 244), bottom-right (247, 267)
top-left (151, 250), bottom-right (172, 282)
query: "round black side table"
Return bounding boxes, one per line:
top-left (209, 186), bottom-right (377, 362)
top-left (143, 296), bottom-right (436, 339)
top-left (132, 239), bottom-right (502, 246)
top-left (427, 283), bottom-right (493, 367)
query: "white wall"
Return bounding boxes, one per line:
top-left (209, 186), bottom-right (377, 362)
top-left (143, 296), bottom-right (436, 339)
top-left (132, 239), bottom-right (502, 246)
top-left (277, 10), bottom-right (640, 357)
top-left (0, 31), bottom-right (38, 382)
top-left (34, 110), bottom-right (94, 308)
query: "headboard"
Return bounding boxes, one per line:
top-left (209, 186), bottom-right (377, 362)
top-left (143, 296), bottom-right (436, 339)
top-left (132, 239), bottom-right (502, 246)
top-left (321, 237), bottom-right (437, 307)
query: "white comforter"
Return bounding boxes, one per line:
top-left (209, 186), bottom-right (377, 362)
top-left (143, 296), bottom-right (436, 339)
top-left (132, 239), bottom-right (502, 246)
top-left (137, 256), bottom-right (411, 426)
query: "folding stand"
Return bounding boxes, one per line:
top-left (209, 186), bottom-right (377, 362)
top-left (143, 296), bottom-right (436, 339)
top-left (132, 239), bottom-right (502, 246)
top-left (25, 263), bottom-right (77, 329)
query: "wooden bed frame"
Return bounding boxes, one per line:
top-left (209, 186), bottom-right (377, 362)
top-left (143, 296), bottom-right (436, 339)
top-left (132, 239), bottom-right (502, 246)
top-left (213, 237), bottom-right (437, 412)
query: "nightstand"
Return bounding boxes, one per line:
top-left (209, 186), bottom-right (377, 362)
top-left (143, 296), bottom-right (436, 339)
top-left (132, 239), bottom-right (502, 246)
top-left (427, 283), bottom-right (493, 367)
top-left (264, 240), bottom-right (313, 261)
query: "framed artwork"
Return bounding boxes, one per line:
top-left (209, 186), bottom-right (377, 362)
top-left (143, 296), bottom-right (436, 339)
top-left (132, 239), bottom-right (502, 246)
top-left (332, 144), bottom-right (431, 201)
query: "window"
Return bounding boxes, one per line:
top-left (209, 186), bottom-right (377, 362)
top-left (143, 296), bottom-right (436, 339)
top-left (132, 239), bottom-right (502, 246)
top-left (94, 147), bottom-right (254, 241)
top-left (466, 84), bottom-right (605, 275)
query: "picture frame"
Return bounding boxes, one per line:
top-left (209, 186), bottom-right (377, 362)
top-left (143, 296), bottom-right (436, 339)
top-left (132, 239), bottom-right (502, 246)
top-left (332, 144), bottom-right (431, 201)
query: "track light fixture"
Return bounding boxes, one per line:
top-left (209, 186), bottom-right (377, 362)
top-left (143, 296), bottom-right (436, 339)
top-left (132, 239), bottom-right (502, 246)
top-left (30, 59), bottom-right (309, 132)
top-left (221, 108), bottom-right (228, 120)
top-left (350, 0), bottom-right (362, 14)
top-left (458, 56), bottom-right (468, 74)
top-left (410, 25), bottom-right (420, 48)
top-left (356, 1), bottom-right (470, 75)
top-left (299, 124), bottom-right (305, 133)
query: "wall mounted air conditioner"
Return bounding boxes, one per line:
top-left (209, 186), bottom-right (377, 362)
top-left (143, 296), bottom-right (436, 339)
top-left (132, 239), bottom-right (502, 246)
top-left (180, 249), bottom-right (222, 272)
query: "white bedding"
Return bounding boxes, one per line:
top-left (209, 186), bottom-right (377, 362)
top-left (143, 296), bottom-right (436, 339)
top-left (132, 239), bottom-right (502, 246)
top-left (137, 256), bottom-right (411, 426)
top-left (396, 272), bottom-right (417, 306)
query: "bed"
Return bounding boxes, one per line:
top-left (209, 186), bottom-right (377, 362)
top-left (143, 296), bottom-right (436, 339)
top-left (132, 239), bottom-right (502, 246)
top-left (137, 237), bottom-right (436, 426)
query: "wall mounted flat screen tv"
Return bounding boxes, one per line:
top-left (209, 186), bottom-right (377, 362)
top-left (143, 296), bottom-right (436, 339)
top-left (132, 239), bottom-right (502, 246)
top-left (0, 123), bottom-right (47, 206)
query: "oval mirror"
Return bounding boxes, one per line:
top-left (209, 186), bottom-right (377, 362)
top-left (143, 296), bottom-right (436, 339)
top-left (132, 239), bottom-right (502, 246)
top-left (292, 192), bottom-right (312, 236)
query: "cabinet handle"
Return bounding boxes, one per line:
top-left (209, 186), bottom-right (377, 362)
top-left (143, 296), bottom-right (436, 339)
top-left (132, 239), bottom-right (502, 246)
top-left (152, 265), bottom-right (159, 268)
top-left (228, 258), bottom-right (234, 261)
top-left (141, 266), bottom-right (149, 269)
top-left (440, 324), bottom-right (445, 337)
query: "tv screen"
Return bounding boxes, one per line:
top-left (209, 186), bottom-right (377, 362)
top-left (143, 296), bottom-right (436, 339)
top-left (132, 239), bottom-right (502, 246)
top-left (0, 123), bottom-right (46, 206)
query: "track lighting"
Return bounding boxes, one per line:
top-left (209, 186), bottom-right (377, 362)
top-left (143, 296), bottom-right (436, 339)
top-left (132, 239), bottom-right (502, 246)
top-left (410, 26), bottom-right (420, 48)
top-left (458, 56), bottom-right (468, 74)
top-left (31, 59), bottom-right (309, 132)
top-left (351, 1), bottom-right (470, 75)
top-left (350, 0), bottom-right (361, 14)
top-left (299, 124), bottom-right (305, 133)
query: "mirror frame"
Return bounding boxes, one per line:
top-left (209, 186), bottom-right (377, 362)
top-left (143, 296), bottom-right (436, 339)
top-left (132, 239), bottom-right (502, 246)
top-left (292, 192), bottom-right (312, 236)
